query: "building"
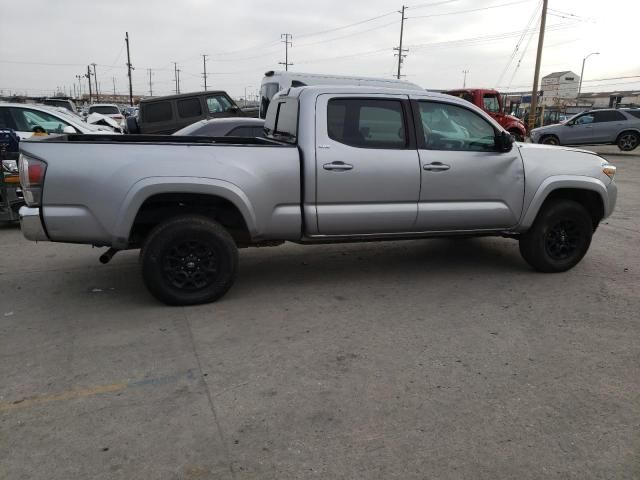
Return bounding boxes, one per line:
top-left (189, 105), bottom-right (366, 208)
top-left (578, 90), bottom-right (640, 108)
top-left (541, 71), bottom-right (580, 106)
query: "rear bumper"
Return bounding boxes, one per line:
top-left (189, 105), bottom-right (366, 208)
top-left (19, 206), bottom-right (49, 241)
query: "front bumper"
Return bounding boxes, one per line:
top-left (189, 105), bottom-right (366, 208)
top-left (19, 206), bottom-right (49, 241)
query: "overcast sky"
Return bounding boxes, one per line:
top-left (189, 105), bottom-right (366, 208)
top-left (1, 0), bottom-right (638, 99)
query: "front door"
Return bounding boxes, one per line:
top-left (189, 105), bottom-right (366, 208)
top-left (315, 94), bottom-right (421, 235)
top-left (413, 100), bottom-right (525, 231)
top-left (562, 112), bottom-right (595, 144)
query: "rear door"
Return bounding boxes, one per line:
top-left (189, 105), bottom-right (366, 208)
top-left (590, 110), bottom-right (628, 143)
top-left (315, 94), bottom-right (421, 235)
top-left (413, 99), bottom-right (524, 231)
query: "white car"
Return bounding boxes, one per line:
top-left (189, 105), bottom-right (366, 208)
top-left (87, 104), bottom-right (125, 125)
top-left (0, 103), bottom-right (118, 140)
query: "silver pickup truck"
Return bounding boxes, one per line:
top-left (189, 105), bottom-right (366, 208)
top-left (18, 86), bottom-right (618, 305)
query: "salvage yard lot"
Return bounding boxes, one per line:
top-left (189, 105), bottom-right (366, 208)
top-left (1, 153), bottom-right (638, 479)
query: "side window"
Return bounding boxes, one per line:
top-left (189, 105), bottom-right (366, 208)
top-left (574, 114), bottom-right (594, 125)
top-left (177, 98), bottom-right (202, 118)
top-left (144, 102), bottom-right (172, 123)
top-left (482, 94), bottom-right (500, 113)
top-left (592, 111), bottom-right (626, 122)
top-left (206, 95), bottom-right (234, 114)
top-left (327, 98), bottom-right (407, 149)
top-left (0, 109), bottom-right (17, 130)
top-left (12, 109), bottom-right (71, 134)
top-left (419, 101), bottom-right (496, 151)
top-left (627, 111), bottom-right (640, 119)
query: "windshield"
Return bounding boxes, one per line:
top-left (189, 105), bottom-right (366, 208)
top-left (89, 106), bottom-right (120, 115)
top-left (260, 82), bottom-right (281, 119)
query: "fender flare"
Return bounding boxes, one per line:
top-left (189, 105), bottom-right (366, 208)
top-left (111, 176), bottom-right (258, 248)
top-left (518, 175), bottom-right (610, 231)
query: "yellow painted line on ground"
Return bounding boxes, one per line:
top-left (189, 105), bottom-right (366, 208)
top-left (0, 382), bottom-right (127, 413)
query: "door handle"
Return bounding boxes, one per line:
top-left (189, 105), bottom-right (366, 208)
top-left (323, 161), bottom-right (353, 171)
top-left (423, 162), bottom-right (450, 172)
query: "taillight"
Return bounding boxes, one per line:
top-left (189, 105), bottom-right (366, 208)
top-left (18, 154), bottom-right (47, 206)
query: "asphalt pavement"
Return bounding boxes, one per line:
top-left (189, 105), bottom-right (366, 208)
top-left (0, 153), bottom-right (638, 480)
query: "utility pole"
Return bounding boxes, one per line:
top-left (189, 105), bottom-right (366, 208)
top-left (279, 33), bottom-right (293, 71)
top-left (92, 63), bottom-right (100, 102)
top-left (85, 65), bottom-right (93, 103)
top-left (173, 62), bottom-right (179, 94)
top-left (462, 69), bottom-right (469, 88)
top-left (177, 69), bottom-right (181, 94)
top-left (75, 74), bottom-right (83, 99)
top-left (147, 68), bottom-right (153, 96)
top-left (527, 0), bottom-right (548, 131)
top-left (112, 77), bottom-right (116, 96)
top-left (394, 5), bottom-right (408, 79)
top-left (202, 54), bottom-right (209, 91)
top-left (125, 32), bottom-right (135, 106)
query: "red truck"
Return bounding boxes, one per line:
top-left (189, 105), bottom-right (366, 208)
top-left (446, 89), bottom-right (527, 140)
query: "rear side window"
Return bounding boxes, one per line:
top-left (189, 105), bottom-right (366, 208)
top-left (327, 98), bottom-right (406, 149)
top-left (592, 110), bottom-right (626, 122)
top-left (627, 111), bottom-right (640, 119)
top-left (177, 98), bottom-right (202, 118)
top-left (144, 102), bottom-right (172, 123)
top-left (0, 108), bottom-right (17, 129)
top-left (264, 97), bottom-right (298, 143)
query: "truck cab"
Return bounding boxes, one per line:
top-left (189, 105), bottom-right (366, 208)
top-left (446, 88), bottom-right (527, 140)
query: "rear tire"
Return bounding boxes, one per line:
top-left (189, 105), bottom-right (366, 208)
top-left (140, 215), bottom-right (238, 305)
top-left (616, 131), bottom-right (639, 151)
top-left (519, 200), bottom-right (593, 273)
top-left (540, 135), bottom-right (560, 145)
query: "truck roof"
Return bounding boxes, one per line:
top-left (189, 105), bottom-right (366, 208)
top-left (139, 91), bottom-right (228, 103)
top-left (279, 85), bottom-right (455, 99)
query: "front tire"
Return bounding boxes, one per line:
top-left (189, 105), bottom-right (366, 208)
top-left (617, 131), bottom-right (639, 151)
top-left (540, 135), bottom-right (560, 146)
top-left (141, 215), bottom-right (238, 305)
top-left (519, 200), bottom-right (593, 273)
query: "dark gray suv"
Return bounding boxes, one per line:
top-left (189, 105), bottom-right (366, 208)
top-left (530, 108), bottom-right (640, 151)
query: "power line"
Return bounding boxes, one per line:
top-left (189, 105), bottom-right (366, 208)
top-left (495, 1), bottom-right (541, 87)
top-left (295, 19), bottom-right (398, 47)
top-left (295, 11), bottom-right (397, 39)
top-left (409, 0), bottom-right (531, 19)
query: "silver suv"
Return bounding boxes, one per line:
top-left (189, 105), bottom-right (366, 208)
top-left (530, 108), bottom-right (640, 151)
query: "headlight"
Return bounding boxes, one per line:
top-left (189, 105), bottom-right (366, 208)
top-left (602, 164), bottom-right (616, 180)
top-left (2, 159), bottom-right (18, 173)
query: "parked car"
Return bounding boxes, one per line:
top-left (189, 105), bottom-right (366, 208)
top-left (43, 98), bottom-right (79, 116)
top-left (18, 86), bottom-right (617, 305)
top-left (530, 108), bottom-right (640, 151)
top-left (88, 104), bottom-right (125, 126)
top-left (0, 103), bottom-right (118, 139)
top-left (173, 117), bottom-right (265, 137)
top-left (126, 91), bottom-right (248, 135)
top-left (446, 88), bottom-right (527, 141)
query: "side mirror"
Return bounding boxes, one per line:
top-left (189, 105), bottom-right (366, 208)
top-left (496, 131), bottom-right (514, 152)
top-left (229, 105), bottom-right (240, 114)
top-left (63, 125), bottom-right (76, 134)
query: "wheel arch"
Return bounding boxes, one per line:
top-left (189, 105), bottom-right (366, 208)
top-left (518, 177), bottom-right (609, 231)
top-left (111, 177), bottom-right (258, 249)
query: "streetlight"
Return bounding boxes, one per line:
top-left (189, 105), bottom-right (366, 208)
top-left (577, 52), bottom-right (599, 101)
